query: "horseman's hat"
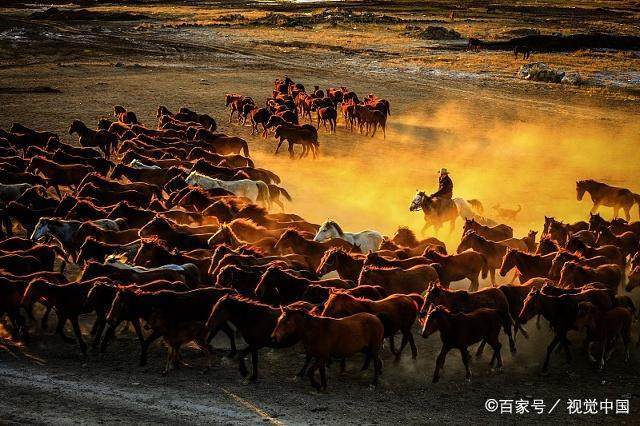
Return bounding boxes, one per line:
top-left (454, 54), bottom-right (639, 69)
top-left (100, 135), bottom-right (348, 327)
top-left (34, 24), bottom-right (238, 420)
top-left (439, 168), bottom-right (449, 175)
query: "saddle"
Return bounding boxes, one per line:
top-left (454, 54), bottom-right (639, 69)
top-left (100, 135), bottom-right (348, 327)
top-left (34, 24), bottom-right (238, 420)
top-left (430, 197), bottom-right (455, 215)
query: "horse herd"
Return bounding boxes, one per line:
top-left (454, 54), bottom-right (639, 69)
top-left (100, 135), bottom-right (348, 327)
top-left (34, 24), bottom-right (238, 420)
top-left (0, 96), bottom-right (639, 391)
top-left (224, 77), bottom-right (390, 158)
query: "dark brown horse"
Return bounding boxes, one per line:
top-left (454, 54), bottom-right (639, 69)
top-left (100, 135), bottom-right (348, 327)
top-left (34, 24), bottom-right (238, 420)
top-left (316, 247), bottom-right (365, 282)
top-left (69, 119), bottom-right (118, 159)
top-left (499, 249), bottom-right (554, 282)
top-left (421, 306), bottom-right (503, 383)
top-left (577, 179), bottom-right (639, 221)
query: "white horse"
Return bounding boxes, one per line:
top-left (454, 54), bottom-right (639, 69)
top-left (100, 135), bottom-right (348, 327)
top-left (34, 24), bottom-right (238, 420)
top-left (127, 159), bottom-right (161, 170)
top-left (313, 220), bottom-right (383, 253)
top-left (185, 171), bottom-right (271, 208)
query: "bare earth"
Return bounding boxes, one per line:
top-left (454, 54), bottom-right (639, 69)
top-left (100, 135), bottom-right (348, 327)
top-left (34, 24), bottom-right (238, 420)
top-left (1, 1), bottom-right (640, 424)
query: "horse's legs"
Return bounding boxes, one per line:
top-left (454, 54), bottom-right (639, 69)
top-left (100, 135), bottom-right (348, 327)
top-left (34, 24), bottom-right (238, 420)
top-left (542, 334), bottom-right (561, 372)
top-left (420, 221), bottom-right (430, 237)
top-left (503, 315), bottom-right (517, 353)
top-left (590, 202), bottom-right (600, 214)
top-left (613, 206), bottom-right (620, 219)
top-left (306, 359), bottom-right (323, 390)
top-left (70, 316), bottom-right (87, 355)
top-left (297, 354), bottom-right (313, 378)
top-left (469, 276), bottom-right (479, 292)
top-left (140, 328), bottom-right (162, 367)
top-left (219, 323), bottom-right (237, 358)
top-left (448, 218), bottom-right (456, 235)
top-left (624, 207), bottom-right (631, 221)
top-left (40, 305), bottom-right (52, 330)
top-left (489, 269), bottom-right (496, 287)
top-left (91, 312), bottom-right (106, 351)
top-left (237, 346), bottom-right (253, 377)
top-left (433, 345), bottom-right (450, 383)
top-left (395, 332), bottom-right (409, 362)
top-left (288, 142), bottom-right (296, 159)
top-left (460, 348), bottom-right (472, 381)
top-left (248, 349), bottom-right (259, 381)
top-left (56, 317), bottom-right (76, 344)
top-left (475, 339), bottom-right (486, 358)
top-left (274, 139), bottom-right (283, 154)
top-left (388, 335), bottom-right (398, 355)
top-left (408, 332), bottom-right (418, 359)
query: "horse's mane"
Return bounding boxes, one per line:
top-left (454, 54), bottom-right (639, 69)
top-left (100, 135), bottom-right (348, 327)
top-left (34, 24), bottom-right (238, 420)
top-left (222, 294), bottom-right (273, 309)
top-left (238, 203), bottom-right (268, 219)
top-left (141, 236), bottom-right (170, 251)
top-left (393, 226), bottom-right (418, 246)
top-left (325, 220), bottom-right (344, 236)
top-left (237, 245), bottom-right (264, 256)
top-left (229, 218), bottom-right (266, 232)
top-left (362, 264), bottom-right (400, 272)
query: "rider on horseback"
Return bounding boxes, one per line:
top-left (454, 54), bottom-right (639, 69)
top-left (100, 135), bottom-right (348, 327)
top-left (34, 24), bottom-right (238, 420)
top-left (430, 168), bottom-right (453, 200)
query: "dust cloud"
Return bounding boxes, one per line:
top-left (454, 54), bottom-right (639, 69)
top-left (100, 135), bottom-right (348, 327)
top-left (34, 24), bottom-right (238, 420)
top-left (255, 101), bottom-right (640, 249)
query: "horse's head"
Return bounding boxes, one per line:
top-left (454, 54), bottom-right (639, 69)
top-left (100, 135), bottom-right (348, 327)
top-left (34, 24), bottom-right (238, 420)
top-left (576, 180), bottom-right (586, 201)
top-left (207, 225), bottom-right (230, 247)
top-left (271, 306), bottom-right (305, 343)
top-left (420, 304), bottom-right (445, 338)
top-left (409, 191), bottom-right (427, 212)
top-left (419, 283), bottom-right (441, 318)
top-left (314, 220), bottom-right (337, 242)
top-left (316, 247), bottom-right (342, 276)
top-left (518, 288), bottom-right (541, 324)
top-left (30, 218), bottom-right (52, 241)
top-left (498, 248), bottom-right (516, 277)
top-left (106, 288), bottom-right (137, 326)
top-left (321, 291), bottom-right (354, 317)
top-left (68, 119), bottom-right (84, 135)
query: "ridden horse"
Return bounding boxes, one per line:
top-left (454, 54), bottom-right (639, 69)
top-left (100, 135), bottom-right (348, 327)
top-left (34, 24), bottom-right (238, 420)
top-left (409, 191), bottom-right (481, 236)
top-left (577, 179), bottom-right (639, 221)
top-left (271, 307), bottom-right (384, 390)
top-left (420, 305), bottom-right (503, 383)
top-left (68, 119), bottom-right (118, 159)
top-left (313, 220), bottom-right (383, 253)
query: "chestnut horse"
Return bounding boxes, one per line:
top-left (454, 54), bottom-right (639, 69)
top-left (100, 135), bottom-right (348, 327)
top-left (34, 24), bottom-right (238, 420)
top-left (576, 179), bottom-right (639, 220)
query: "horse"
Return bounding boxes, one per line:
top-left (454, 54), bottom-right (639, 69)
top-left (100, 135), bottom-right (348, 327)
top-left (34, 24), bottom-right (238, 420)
top-left (391, 226), bottom-right (446, 253)
top-left (207, 224), bottom-right (277, 254)
top-left (68, 119), bottom-right (118, 159)
top-left (77, 237), bottom-right (141, 265)
top-left (302, 284), bottom-right (387, 305)
top-left (274, 229), bottom-right (358, 271)
top-left (420, 283), bottom-right (515, 353)
top-left (548, 250), bottom-right (609, 280)
top-left (498, 278), bottom-right (551, 339)
top-left (321, 292), bottom-right (419, 361)
top-left (313, 220), bottom-right (383, 253)
top-left (518, 288), bottom-right (579, 372)
top-left (409, 191), bottom-right (485, 235)
top-left (358, 264), bottom-right (438, 294)
top-left (565, 236), bottom-right (625, 268)
top-left (420, 305), bottom-right (503, 383)
top-left (595, 227), bottom-right (639, 258)
top-left (364, 251), bottom-right (431, 270)
top-left (205, 295), bottom-right (303, 381)
top-left (271, 307), bottom-right (384, 390)
top-left (558, 261), bottom-right (622, 291)
top-left (185, 172), bottom-right (271, 209)
top-left (316, 247), bottom-right (365, 282)
top-left (499, 248), bottom-right (554, 283)
top-left (274, 124), bottom-right (319, 159)
top-left (577, 179), bottom-right (639, 221)
top-left (254, 266), bottom-right (352, 305)
top-left (575, 302), bottom-right (632, 370)
top-left (457, 232), bottom-right (507, 285)
top-left (462, 218), bottom-right (513, 241)
top-left (423, 249), bottom-right (488, 291)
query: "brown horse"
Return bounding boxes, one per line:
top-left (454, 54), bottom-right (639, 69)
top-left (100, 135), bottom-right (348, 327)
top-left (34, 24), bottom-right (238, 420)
top-left (558, 261), bottom-right (622, 291)
top-left (302, 284), bottom-right (388, 305)
top-left (69, 119), bottom-right (118, 159)
top-left (322, 292), bottom-right (419, 361)
top-left (462, 218), bottom-right (513, 241)
top-left (518, 288), bottom-right (579, 371)
top-left (565, 236), bottom-right (625, 267)
top-left (420, 283), bottom-right (515, 352)
top-left (207, 224), bottom-right (277, 254)
top-left (316, 247), bottom-right (365, 281)
top-left (274, 124), bottom-right (319, 159)
top-left (205, 295), bottom-right (303, 381)
top-left (358, 264), bottom-right (438, 294)
top-left (457, 232), bottom-right (507, 285)
top-left (364, 251), bottom-right (431, 270)
top-left (548, 250), bottom-right (609, 280)
top-left (577, 179), bottom-right (639, 220)
top-left (596, 227), bottom-right (639, 258)
top-left (498, 278), bottom-right (550, 339)
top-left (274, 229), bottom-right (357, 271)
top-left (271, 307), bottom-right (384, 390)
top-left (575, 302), bottom-right (632, 370)
top-left (499, 249), bottom-right (554, 283)
top-left (391, 226), bottom-right (446, 254)
top-left (254, 266), bottom-right (352, 305)
top-left (423, 249), bottom-right (488, 291)
top-left (132, 238), bottom-right (210, 283)
top-left (26, 156), bottom-right (93, 197)
top-left (420, 306), bottom-right (503, 383)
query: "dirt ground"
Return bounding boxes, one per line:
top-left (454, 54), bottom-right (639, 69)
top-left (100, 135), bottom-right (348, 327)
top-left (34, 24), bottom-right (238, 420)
top-left (1, 0), bottom-right (640, 424)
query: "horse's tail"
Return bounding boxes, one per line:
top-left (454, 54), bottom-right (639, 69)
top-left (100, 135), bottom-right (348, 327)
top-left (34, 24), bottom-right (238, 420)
top-left (241, 140), bottom-right (250, 158)
top-left (274, 185), bottom-right (292, 202)
top-left (466, 199), bottom-right (484, 215)
top-left (480, 254), bottom-right (489, 280)
top-left (260, 169), bottom-right (281, 184)
top-left (633, 193), bottom-right (640, 218)
top-left (256, 181), bottom-right (271, 209)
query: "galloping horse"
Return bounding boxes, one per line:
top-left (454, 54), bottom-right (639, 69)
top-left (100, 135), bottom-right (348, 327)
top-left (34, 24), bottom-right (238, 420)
top-left (313, 220), bottom-right (383, 253)
top-left (576, 179), bottom-right (639, 220)
top-left (409, 191), bottom-right (486, 235)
